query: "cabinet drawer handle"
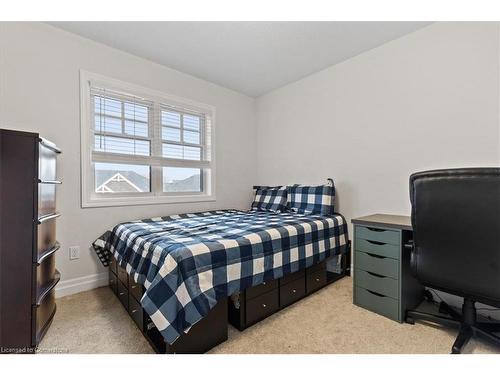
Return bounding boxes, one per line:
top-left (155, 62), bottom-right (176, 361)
top-left (367, 271), bottom-right (385, 278)
top-left (315, 278), bottom-right (320, 282)
top-left (131, 309), bottom-right (138, 314)
top-left (262, 303), bottom-right (267, 308)
top-left (38, 179), bottom-right (62, 185)
top-left (292, 289), bottom-right (297, 293)
top-left (262, 282), bottom-right (266, 285)
top-left (146, 322), bottom-right (155, 331)
top-left (37, 212), bottom-right (61, 224)
top-left (366, 252), bottom-right (385, 259)
top-left (39, 137), bottom-right (62, 154)
top-left (367, 227), bottom-right (385, 232)
top-left (367, 289), bottom-right (385, 298)
top-left (131, 285), bottom-right (137, 289)
top-left (366, 239), bottom-right (385, 246)
top-left (119, 292), bottom-right (125, 296)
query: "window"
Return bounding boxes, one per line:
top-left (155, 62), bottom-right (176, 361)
top-left (80, 71), bottom-right (215, 207)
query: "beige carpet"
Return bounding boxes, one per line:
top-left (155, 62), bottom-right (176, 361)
top-left (40, 277), bottom-right (498, 354)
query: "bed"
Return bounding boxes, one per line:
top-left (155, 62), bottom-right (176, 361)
top-left (93, 208), bottom-right (349, 350)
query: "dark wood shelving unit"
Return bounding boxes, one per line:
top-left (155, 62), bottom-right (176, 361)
top-left (0, 129), bottom-right (62, 353)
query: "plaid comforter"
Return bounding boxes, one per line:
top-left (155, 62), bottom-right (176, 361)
top-left (92, 210), bottom-right (348, 344)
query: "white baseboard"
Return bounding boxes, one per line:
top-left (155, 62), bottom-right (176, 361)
top-left (55, 272), bottom-right (108, 298)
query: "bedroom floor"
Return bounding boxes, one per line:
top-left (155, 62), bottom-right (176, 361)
top-left (39, 277), bottom-right (498, 354)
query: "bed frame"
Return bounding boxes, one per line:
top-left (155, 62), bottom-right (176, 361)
top-left (229, 246), bottom-right (351, 331)
top-left (108, 242), bottom-right (350, 354)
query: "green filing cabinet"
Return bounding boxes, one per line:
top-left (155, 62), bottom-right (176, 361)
top-left (352, 214), bottom-right (423, 323)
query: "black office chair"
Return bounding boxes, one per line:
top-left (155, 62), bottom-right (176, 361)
top-left (406, 168), bottom-right (500, 354)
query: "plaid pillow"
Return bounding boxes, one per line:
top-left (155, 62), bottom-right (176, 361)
top-left (287, 184), bottom-right (335, 215)
top-left (251, 187), bottom-right (288, 213)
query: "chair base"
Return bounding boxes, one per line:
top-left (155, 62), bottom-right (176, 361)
top-left (406, 297), bottom-right (500, 354)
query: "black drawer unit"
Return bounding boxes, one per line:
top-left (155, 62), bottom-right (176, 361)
top-left (128, 277), bottom-right (143, 302)
top-left (109, 263), bottom-right (228, 353)
top-left (0, 130), bottom-right (62, 352)
top-left (117, 265), bottom-right (129, 286)
top-left (280, 269), bottom-right (305, 286)
top-left (109, 272), bottom-right (118, 296)
top-left (246, 289), bottom-right (280, 326)
top-left (246, 279), bottom-right (278, 300)
top-left (280, 276), bottom-right (306, 307)
top-left (117, 280), bottom-right (129, 310)
top-left (306, 269), bottom-right (327, 294)
top-left (229, 254), bottom-right (347, 331)
top-left (128, 297), bottom-right (144, 331)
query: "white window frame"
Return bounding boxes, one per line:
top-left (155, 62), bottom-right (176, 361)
top-left (80, 70), bottom-right (216, 208)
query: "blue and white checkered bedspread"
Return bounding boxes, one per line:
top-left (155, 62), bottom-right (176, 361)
top-left (92, 209), bottom-right (348, 344)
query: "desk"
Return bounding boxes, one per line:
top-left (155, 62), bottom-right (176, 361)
top-left (351, 214), bottom-right (423, 322)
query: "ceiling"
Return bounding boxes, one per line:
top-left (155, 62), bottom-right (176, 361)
top-left (50, 22), bottom-right (431, 97)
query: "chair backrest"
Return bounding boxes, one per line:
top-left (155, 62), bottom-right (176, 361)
top-left (409, 168), bottom-right (500, 307)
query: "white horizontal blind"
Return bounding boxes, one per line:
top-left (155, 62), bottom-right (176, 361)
top-left (91, 87), bottom-right (153, 158)
top-left (160, 105), bottom-right (210, 162)
top-left (87, 80), bottom-right (214, 202)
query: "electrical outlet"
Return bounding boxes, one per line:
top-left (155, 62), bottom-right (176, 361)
top-left (69, 246), bottom-right (80, 260)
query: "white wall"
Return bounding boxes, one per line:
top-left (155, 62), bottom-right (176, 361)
top-left (256, 22), bottom-right (500, 317)
top-left (0, 22), bottom-right (257, 296)
top-left (256, 22), bottom-right (499, 221)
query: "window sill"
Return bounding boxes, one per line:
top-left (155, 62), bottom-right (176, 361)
top-left (81, 194), bottom-right (216, 208)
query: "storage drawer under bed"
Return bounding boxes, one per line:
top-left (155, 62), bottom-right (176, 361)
top-left (280, 269), bottom-right (305, 286)
top-left (246, 288), bottom-right (280, 326)
top-left (109, 271), bottom-right (118, 296)
top-left (144, 299), bottom-right (228, 354)
top-left (246, 278), bottom-right (278, 300)
top-left (117, 265), bottom-right (128, 286)
top-left (280, 276), bottom-right (305, 307)
top-left (129, 277), bottom-right (143, 302)
top-left (128, 297), bottom-right (143, 331)
top-left (306, 268), bottom-right (327, 294)
top-left (117, 280), bottom-right (128, 310)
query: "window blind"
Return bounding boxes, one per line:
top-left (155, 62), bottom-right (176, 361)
top-left (91, 87), bottom-right (153, 157)
top-left (160, 105), bottom-right (211, 162)
top-left (83, 73), bottom-right (215, 205)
